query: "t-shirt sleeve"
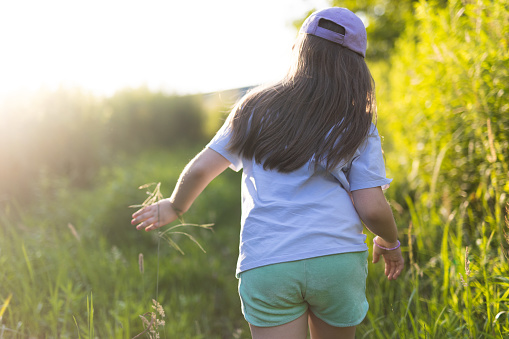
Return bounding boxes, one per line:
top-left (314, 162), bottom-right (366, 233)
top-left (206, 115), bottom-right (243, 172)
top-left (345, 124), bottom-right (392, 191)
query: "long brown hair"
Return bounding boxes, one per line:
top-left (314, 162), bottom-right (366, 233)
top-left (227, 20), bottom-right (376, 173)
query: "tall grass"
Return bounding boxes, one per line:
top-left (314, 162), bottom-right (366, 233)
top-left (1, 143), bottom-right (507, 338)
top-left (357, 0), bottom-right (509, 337)
top-left (359, 201), bottom-right (509, 338)
top-left (0, 148), bottom-right (247, 338)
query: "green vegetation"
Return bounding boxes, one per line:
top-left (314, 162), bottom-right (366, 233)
top-left (0, 88), bottom-right (208, 204)
top-left (1, 0), bottom-right (508, 338)
top-left (363, 0), bottom-right (509, 337)
top-left (1, 149), bottom-right (246, 338)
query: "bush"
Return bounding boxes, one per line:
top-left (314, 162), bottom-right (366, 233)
top-left (384, 0), bottom-right (509, 209)
top-left (0, 88), bottom-right (208, 204)
top-left (369, 0), bottom-right (509, 336)
top-left (105, 88), bottom-right (207, 153)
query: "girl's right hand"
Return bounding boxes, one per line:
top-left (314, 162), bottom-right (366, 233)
top-left (131, 199), bottom-right (179, 232)
top-left (372, 237), bottom-right (404, 280)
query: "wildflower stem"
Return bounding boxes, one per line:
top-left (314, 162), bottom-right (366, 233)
top-left (132, 313), bottom-right (156, 339)
top-left (156, 235), bottom-right (160, 303)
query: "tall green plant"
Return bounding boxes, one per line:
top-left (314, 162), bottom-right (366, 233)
top-left (385, 0), bottom-right (508, 209)
top-left (370, 0), bottom-right (509, 336)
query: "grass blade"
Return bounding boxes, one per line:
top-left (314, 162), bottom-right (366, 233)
top-left (73, 316), bottom-right (82, 339)
top-left (87, 292), bottom-right (94, 339)
top-left (21, 244), bottom-right (34, 282)
top-left (0, 294), bottom-right (12, 320)
top-left (166, 231), bottom-right (208, 253)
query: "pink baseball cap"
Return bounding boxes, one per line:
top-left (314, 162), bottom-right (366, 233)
top-left (300, 7), bottom-right (367, 58)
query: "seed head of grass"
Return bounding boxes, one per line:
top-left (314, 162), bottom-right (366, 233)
top-left (486, 118), bottom-right (497, 163)
top-left (460, 246), bottom-right (472, 287)
top-left (152, 299), bottom-right (165, 318)
top-left (129, 182), bottom-right (164, 209)
top-left (134, 306), bottom-right (165, 339)
top-left (67, 223), bottom-right (81, 242)
top-left (465, 246), bottom-right (471, 277)
top-left (138, 253), bottom-right (144, 274)
top-left (460, 274), bottom-right (467, 287)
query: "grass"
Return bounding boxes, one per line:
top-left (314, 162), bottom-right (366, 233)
top-left (0, 147), bottom-right (508, 338)
top-left (0, 148), bottom-right (246, 338)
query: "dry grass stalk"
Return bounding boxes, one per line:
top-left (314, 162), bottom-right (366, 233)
top-left (129, 182), bottom-right (164, 209)
top-left (133, 300), bottom-right (166, 339)
top-left (159, 223), bottom-right (214, 255)
top-left (138, 253), bottom-right (144, 274)
top-left (459, 274), bottom-right (467, 287)
top-left (130, 182), bottom-right (213, 254)
top-left (67, 223), bottom-right (81, 242)
top-left (465, 246), bottom-right (471, 277)
top-left (486, 118), bottom-right (497, 163)
top-left (460, 246), bottom-right (471, 287)
top-left (132, 313), bottom-right (155, 339)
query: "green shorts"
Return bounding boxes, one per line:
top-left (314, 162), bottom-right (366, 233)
top-left (238, 251), bottom-right (369, 328)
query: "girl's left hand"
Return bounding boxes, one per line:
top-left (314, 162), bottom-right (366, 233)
top-left (372, 236), bottom-right (404, 280)
top-left (131, 199), bottom-right (179, 232)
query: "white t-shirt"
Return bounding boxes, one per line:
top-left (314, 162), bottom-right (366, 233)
top-left (206, 118), bottom-right (392, 276)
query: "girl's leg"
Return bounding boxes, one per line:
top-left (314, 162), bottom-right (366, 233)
top-left (249, 312), bottom-right (308, 339)
top-left (308, 310), bottom-right (356, 339)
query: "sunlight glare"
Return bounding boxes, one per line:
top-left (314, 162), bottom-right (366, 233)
top-left (0, 0), bottom-right (330, 98)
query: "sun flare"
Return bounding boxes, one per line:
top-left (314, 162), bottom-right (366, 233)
top-left (0, 0), bottom-right (329, 98)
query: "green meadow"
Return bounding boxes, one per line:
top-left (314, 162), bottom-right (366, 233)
top-left (1, 1), bottom-right (508, 338)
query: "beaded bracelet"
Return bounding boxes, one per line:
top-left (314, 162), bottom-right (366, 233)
top-left (373, 237), bottom-right (401, 251)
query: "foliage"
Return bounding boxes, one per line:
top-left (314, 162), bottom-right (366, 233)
top-left (330, 0), bottom-right (417, 60)
top-left (384, 0), bottom-right (509, 221)
top-left (0, 87), bottom-right (208, 205)
top-left (0, 89), bottom-right (106, 201)
top-left (370, 0), bottom-right (509, 337)
top-left (105, 88), bottom-right (207, 153)
top-left (0, 148), bottom-right (246, 338)
top-left (297, 0), bottom-right (450, 60)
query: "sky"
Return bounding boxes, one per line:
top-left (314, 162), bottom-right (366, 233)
top-left (0, 0), bottom-right (331, 98)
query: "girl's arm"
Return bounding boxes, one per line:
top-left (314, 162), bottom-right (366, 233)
top-left (352, 187), bottom-right (398, 244)
top-left (131, 148), bottom-right (231, 232)
top-left (351, 187), bottom-right (404, 280)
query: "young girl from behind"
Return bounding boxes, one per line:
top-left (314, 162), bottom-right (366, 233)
top-left (132, 7), bottom-right (404, 339)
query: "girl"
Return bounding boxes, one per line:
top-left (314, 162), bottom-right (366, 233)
top-left (132, 7), bottom-right (404, 339)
